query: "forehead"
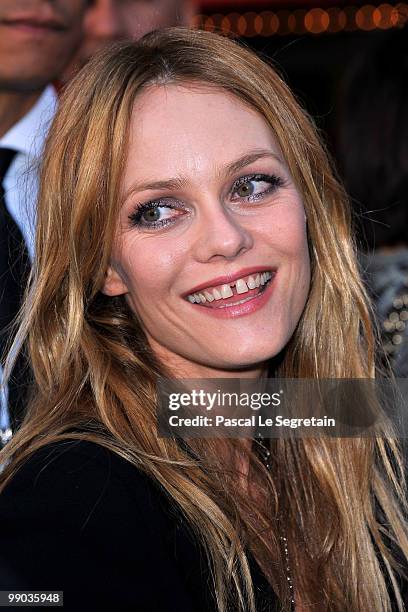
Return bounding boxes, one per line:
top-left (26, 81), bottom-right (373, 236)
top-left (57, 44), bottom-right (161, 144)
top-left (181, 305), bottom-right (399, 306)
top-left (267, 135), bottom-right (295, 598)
top-left (124, 84), bottom-right (281, 180)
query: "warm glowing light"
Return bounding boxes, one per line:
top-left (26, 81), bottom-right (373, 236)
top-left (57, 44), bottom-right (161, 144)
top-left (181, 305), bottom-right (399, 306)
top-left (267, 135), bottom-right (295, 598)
top-left (243, 12), bottom-right (257, 37)
top-left (254, 14), bottom-right (263, 35)
top-left (373, 4), bottom-right (395, 29)
top-left (258, 12), bottom-right (273, 36)
top-left (396, 1), bottom-right (408, 24)
top-left (287, 12), bottom-right (297, 33)
top-left (391, 5), bottom-right (402, 26)
top-left (305, 8), bottom-right (330, 34)
top-left (204, 16), bottom-right (215, 32)
top-left (327, 7), bottom-right (347, 32)
top-left (289, 10), bottom-right (307, 34)
top-left (197, 3), bottom-right (408, 37)
top-left (220, 15), bottom-right (231, 34)
top-left (191, 14), bottom-right (201, 29)
top-left (237, 14), bottom-right (247, 36)
top-left (269, 12), bottom-right (280, 35)
top-left (226, 12), bottom-right (240, 35)
top-left (356, 5), bottom-right (376, 30)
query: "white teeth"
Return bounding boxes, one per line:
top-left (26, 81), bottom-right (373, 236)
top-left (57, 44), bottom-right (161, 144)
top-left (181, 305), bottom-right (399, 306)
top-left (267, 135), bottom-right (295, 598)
top-left (260, 272), bottom-right (270, 285)
top-left (247, 275), bottom-right (256, 290)
top-left (186, 271), bottom-right (273, 304)
top-left (236, 278), bottom-right (249, 294)
top-left (221, 284), bottom-right (233, 298)
top-left (204, 290), bottom-right (214, 302)
top-left (217, 294), bottom-right (257, 309)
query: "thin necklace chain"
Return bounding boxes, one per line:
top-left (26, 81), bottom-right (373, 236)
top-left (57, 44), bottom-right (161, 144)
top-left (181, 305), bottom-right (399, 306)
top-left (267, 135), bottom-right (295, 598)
top-left (255, 433), bottom-right (296, 611)
top-left (280, 529), bottom-right (296, 610)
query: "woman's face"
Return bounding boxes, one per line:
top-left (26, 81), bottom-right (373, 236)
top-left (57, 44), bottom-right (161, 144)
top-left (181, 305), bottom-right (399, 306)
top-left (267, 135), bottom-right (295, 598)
top-left (103, 84), bottom-right (310, 377)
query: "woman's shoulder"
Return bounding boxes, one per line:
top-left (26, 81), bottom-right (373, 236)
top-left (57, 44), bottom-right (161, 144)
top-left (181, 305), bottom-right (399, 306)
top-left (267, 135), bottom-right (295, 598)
top-left (0, 439), bottom-right (167, 521)
top-left (0, 439), bottom-right (215, 611)
top-left (1, 437), bottom-right (150, 489)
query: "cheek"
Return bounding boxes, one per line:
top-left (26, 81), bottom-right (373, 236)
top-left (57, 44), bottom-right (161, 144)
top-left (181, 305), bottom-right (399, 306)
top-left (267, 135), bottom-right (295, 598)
top-left (268, 204), bottom-right (311, 307)
top-left (286, 220), bottom-right (310, 292)
top-left (264, 198), bottom-right (309, 261)
top-left (113, 235), bottom-right (181, 301)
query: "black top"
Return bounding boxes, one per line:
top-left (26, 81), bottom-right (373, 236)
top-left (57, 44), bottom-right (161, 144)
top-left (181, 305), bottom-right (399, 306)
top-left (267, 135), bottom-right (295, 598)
top-left (0, 440), bottom-right (278, 611)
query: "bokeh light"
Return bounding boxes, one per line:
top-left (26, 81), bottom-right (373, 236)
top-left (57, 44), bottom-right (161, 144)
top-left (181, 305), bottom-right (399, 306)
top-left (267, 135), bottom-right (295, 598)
top-left (196, 3), bottom-right (408, 37)
top-left (305, 8), bottom-right (330, 34)
top-left (356, 5), bottom-right (376, 30)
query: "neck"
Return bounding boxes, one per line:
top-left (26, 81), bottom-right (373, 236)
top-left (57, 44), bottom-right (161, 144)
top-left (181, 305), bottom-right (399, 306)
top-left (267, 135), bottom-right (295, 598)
top-left (0, 90), bottom-right (43, 137)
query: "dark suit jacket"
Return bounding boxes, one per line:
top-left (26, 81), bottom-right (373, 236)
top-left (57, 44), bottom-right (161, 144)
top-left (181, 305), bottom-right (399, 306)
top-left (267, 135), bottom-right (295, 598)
top-left (0, 440), bottom-right (278, 611)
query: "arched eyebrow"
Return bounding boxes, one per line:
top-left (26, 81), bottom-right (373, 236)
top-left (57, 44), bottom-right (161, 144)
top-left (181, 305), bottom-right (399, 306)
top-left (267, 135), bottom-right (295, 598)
top-left (122, 148), bottom-right (284, 202)
top-left (224, 149), bottom-right (284, 176)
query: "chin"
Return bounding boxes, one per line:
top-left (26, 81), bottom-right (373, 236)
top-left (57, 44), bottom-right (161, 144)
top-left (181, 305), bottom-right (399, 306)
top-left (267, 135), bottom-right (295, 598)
top-left (200, 340), bottom-right (289, 372)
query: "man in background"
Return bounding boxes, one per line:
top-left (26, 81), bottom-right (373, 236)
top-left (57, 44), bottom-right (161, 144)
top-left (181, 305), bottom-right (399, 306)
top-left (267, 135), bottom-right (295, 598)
top-left (64, 0), bottom-right (196, 79)
top-left (0, 0), bottom-right (88, 438)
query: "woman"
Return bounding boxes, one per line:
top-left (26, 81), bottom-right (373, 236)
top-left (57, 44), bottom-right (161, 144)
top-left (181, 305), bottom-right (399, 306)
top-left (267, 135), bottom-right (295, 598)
top-left (0, 28), bottom-right (407, 612)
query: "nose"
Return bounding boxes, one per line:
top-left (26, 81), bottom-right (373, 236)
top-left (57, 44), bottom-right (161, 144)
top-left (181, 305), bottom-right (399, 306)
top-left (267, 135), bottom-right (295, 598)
top-left (84, 0), bottom-right (125, 42)
top-left (192, 200), bottom-right (254, 263)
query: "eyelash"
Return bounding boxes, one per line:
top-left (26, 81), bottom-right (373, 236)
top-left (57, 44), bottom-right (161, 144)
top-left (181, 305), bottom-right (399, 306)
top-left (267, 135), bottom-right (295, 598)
top-left (128, 173), bottom-right (285, 230)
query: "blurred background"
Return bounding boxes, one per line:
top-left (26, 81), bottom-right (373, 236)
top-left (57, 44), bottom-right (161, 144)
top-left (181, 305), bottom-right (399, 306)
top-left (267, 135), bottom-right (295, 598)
top-left (195, 1), bottom-right (407, 150)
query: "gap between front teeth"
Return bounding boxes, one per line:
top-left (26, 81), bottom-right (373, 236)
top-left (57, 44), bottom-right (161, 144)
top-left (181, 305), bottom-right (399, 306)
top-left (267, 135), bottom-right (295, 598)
top-left (187, 271), bottom-right (272, 304)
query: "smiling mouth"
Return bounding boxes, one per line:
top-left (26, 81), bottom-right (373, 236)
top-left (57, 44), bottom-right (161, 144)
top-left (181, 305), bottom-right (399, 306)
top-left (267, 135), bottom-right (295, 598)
top-left (185, 271), bottom-right (274, 309)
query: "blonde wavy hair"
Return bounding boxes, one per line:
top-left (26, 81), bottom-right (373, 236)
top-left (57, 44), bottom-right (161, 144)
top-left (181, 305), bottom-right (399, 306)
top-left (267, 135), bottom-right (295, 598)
top-left (1, 28), bottom-right (407, 612)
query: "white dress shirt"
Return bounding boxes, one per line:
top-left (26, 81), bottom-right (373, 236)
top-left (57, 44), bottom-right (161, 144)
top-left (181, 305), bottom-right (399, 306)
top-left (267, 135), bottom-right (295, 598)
top-left (0, 85), bottom-right (57, 438)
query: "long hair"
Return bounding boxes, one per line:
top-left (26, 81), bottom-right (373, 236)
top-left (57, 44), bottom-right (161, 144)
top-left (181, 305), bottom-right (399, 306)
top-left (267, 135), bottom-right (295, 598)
top-left (1, 28), bottom-right (407, 611)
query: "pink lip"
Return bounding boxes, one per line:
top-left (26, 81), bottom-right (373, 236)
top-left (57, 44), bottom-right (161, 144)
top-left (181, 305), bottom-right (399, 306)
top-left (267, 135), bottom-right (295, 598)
top-left (187, 272), bottom-right (276, 319)
top-left (182, 266), bottom-right (274, 297)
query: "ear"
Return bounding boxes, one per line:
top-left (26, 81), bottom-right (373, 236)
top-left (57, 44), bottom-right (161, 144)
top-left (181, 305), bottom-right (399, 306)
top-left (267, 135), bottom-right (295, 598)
top-left (101, 265), bottom-right (129, 297)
